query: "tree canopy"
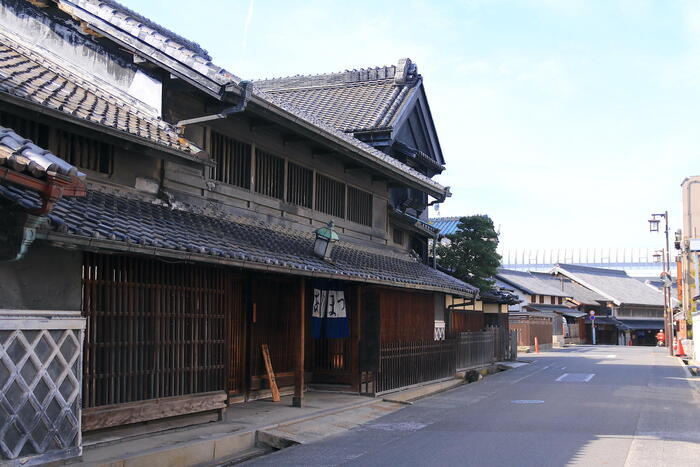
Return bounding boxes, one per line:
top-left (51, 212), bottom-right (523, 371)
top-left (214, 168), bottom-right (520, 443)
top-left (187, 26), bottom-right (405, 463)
top-left (436, 215), bottom-right (501, 291)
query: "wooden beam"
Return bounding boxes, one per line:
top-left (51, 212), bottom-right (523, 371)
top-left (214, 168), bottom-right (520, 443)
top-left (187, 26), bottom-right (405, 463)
top-left (293, 278), bottom-right (306, 407)
top-left (249, 120), bottom-right (277, 132)
top-left (82, 392), bottom-right (227, 431)
top-left (312, 150), bottom-right (336, 158)
top-left (283, 135), bottom-right (306, 146)
top-left (344, 164), bottom-right (364, 173)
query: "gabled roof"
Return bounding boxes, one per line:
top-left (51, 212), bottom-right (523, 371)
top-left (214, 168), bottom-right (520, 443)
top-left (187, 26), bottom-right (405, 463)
top-left (254, 59), bottom-right (445, 167)
top-left (531, 272), bottom-right (608, 306)
top-left (52, 0), bottom-right (450, 199)
top-left (0, 186), bottom-right (477, 297)
top-left (0, 29), bottom-right (203, 159)
top-left (428, 216), bottom-right (463, 237)
top-left (550, 264), bottom-right (665, 307)
top-left (254, 60), bottom-right (419, 134)
top-left (495, 268), bottom-right (571, 298)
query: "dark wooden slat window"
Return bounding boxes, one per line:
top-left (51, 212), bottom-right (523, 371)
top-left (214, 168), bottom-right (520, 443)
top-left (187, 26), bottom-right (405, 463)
top-left (0, 111), bottom-right (49, 148)
top-left (0, 111), bottom-right (112, 174)
top-left (53, 129), bottom-right (113, 174)
top-left (255, 149), bottom-right (284, 199)
top-left (393, 228), bottom-right (404, 245)
top-left (81, 253), bottom-right (234, 408)
top-left (347, 186), bottom-right (373, 226)
top-left (208, 131), bottom-right (251, 188)
top-left (286, 162), bottom-right (313, 208)
top-left (315, 173), bottom-right (345, 218)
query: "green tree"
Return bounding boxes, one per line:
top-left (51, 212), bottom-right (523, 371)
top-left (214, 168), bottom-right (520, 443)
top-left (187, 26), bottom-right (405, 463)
top-left (436, 215), bottom-right (501, 291)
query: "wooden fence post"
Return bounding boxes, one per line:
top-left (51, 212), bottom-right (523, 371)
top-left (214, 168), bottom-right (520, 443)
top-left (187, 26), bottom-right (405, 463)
top-left (293, 278), bottom-right (306, 407)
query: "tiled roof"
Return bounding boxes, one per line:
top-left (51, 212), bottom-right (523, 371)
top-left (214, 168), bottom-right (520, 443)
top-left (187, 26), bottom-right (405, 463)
top-left (54, 1), bottom-right (447, 196)
top-left (0, 186), bottom-right (476, 296)
top-left (0, 126), bottom-right (85, 181)
top-left (551, 264), bottom-right (665, 307)
top-left (495, 268), bottom-right (572, 298)
top-left (254, 62), bottom-right (418, 133)
top-left (428, 217), bottom-right (463, 237)
top-left (531, 272), bottom-right (608, 305)
top-left (0, 30), bottom-right (201, 156)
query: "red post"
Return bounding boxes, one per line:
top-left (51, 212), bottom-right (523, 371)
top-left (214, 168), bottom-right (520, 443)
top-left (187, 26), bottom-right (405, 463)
top-left (534, 336), bottom-right (539, 354)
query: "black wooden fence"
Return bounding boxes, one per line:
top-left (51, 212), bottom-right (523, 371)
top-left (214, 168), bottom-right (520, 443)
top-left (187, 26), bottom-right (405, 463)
top-left (374, 328), bottom-right (517, 394)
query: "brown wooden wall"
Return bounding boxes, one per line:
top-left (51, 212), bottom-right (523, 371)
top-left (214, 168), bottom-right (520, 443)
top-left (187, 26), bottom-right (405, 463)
top-left (379, 288), bottom-right (434, 343)
top-left (450, 311), bottom-right (485, 335)
top-left (509, 315), bottom-right (552, 347)
top-left (249, 275), bottom-right (299, 390)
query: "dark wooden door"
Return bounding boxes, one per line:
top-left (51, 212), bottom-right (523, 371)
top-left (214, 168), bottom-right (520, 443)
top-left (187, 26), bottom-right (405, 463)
top-left (226, 277), bottom-right (245, 395)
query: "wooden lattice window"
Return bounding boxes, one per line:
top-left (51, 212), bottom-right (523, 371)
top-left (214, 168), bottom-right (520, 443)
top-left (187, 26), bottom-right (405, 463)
top-left (53, 129), bottom-right (113, 174)
top-left (286, 162), bottom-right (313, 208)
top-left (255, 149), bottom-right (284, 199)
top-left (347, 186), bottom-right (372, 226)
top-left (0, 111), bottom-right (49, 148)
top-left (208, 131), bottom-right (251, 188)
top-left (81, 253), bottom-right (230, 408)
top-left (315, 173), bottom-right (345, 218)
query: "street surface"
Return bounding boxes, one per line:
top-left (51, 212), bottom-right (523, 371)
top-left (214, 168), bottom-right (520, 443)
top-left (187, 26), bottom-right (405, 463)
top-left (245, 346), bottom-right (700, 467)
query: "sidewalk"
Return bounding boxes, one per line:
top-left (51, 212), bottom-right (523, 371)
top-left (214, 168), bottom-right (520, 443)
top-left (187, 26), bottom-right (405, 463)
top-left (67, 362), bottom-right (525, 466)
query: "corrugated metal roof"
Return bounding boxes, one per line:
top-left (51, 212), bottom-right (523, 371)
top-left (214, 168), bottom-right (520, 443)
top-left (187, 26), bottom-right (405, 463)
top-left (495, 268), bottom-right (571, 297)
top-left (428, 217), bottom-right (463, 236)
top-left (552, 264), bottom-right (665, 307)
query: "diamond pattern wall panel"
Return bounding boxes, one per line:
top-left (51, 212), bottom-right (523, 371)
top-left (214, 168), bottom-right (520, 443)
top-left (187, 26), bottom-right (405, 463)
top-left (0, 313), bottom-right (85, 465)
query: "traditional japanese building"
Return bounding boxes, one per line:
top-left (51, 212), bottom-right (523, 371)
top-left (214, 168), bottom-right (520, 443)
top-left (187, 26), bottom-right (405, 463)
top-left (0, 0), bottom-right (475, 440)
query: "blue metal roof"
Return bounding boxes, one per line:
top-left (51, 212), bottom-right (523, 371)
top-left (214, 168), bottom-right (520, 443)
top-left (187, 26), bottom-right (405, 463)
top-left (428, 217), bottom-right (463, 236)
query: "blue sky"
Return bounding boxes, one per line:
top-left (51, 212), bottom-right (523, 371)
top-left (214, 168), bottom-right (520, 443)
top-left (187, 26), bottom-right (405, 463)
top-left (120, 0), bottom-right (697, 251)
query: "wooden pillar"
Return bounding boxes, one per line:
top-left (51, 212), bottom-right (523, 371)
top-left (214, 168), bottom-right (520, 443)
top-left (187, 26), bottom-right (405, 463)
top-left (350, 285), bottom-right (361, 393)
top-left (293, 278), bottom-right (305, 407)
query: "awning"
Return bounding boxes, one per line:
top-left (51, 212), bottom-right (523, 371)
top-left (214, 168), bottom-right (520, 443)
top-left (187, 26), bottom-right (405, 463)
top-left (525, 305), bottom-right (579, 315)
top-left (616, 319), bottom-right (665, 331)
top-left (585, 316), bottom-right (619, 326)
top-left (560, 311), bottom-right (586, 319)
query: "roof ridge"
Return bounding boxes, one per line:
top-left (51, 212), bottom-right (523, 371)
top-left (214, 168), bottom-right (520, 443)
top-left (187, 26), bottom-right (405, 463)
top-left (254, 64), bottom-right (399, 85)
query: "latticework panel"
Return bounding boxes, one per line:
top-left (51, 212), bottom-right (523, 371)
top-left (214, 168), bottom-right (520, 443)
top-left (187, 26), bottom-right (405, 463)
top-left (0, 313), bottom-right (84, 464)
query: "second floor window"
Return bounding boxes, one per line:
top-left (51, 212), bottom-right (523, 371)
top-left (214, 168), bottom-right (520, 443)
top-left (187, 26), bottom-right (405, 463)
top-left (315, 174), bottom-right (345, 218)
top-left (208, 131), bottom-right (251, 188)
top-left (53, 129), bottom-right (113, 175)
top-left (347, 186), bottom-right (373, 227)
top-left (255, 149), bottom-right (284, 199)
top-left (287, 162), bottom-right (313, 208)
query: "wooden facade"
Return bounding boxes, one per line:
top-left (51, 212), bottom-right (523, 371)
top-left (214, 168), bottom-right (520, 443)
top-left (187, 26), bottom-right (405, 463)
top-left (378, 288), bottom-right (435, 343)
top-left (450, 310), bottom-right (485, 335)
top-left (509, 314), bottom-right (553, 348)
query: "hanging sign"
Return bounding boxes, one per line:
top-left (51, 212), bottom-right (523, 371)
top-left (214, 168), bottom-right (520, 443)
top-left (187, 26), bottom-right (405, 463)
top-left (312, 279), bottom-right (350, 339)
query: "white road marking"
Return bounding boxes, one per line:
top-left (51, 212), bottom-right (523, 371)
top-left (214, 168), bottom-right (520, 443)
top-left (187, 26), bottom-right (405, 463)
top-left (511, 365), bottom-right (551, 384)
top-left (511, 400), bottom-right (544, 404)
top-left (561, 366), bottom-right (567, 370)
top-left (556, 373), bottom-right (595, 382)
top-left (606, 355), bottom-right (616, 358)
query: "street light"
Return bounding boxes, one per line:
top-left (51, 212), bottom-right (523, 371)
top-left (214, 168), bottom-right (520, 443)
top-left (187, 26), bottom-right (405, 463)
top-left (648, 211), bottom-right (673, 356)
top-left (314, 220), bottom-right (339, 261)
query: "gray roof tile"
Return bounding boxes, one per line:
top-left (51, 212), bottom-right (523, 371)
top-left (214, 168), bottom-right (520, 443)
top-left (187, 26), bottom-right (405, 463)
top-left (254, 62), bottom-right (418, 133)
top-left (495, 268), bottom-right (571, 298)
top-left (0, 186), bottom-right (476, 296)
top-left (551, 264), bottom-right (665, 307)
top-left (531, 271), bottom-right (608, 305)
top-left (0, 125), bottom-right (85, 180)
top-left (0, 30), bottom-right (201, 156)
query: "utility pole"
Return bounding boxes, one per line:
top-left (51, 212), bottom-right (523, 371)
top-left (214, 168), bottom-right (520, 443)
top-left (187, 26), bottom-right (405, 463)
top-left (649, 211), bottom-right (674, 356)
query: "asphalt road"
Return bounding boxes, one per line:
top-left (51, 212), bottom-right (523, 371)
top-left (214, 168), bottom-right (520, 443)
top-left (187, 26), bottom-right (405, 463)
top-left (244, 346), bottom-right (700, 467)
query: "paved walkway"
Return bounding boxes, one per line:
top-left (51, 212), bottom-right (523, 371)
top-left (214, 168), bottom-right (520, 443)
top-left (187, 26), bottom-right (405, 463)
top-left (245, 346), bottom-right (700, 467)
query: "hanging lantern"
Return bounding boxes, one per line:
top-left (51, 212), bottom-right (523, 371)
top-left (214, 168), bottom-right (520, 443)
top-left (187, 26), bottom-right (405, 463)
top-left (314, 220), bottom-right (339, 261)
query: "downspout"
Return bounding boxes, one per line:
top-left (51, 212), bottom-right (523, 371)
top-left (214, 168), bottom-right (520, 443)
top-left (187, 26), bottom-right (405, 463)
top-left (176, 81), bottom-right (253, 133)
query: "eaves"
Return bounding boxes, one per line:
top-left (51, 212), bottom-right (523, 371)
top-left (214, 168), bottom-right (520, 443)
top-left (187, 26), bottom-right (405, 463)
top-left (38, 231), bottom-right (475, 298)
top-left (0, 92), bottom-right (214, 167)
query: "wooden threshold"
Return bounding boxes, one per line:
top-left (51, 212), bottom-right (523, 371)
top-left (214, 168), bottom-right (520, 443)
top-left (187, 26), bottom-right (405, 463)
top-left (82, 391), bottom-right (227, 431)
